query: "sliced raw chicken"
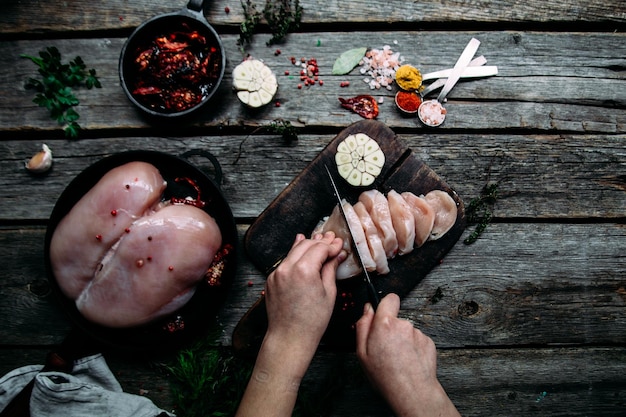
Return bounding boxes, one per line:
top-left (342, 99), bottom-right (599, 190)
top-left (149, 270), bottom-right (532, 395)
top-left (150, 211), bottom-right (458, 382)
top-left (401, 191), bottom-right (435, 247)
top-left (387, 190), bottom-right (415, 255)
top-left (50, 162), bottom-right (167, 299)
top-left (353, 201), bottom-right (389, 274)
top-left (358, 189), bottom-right (398, 259)
top-left (312, 199), bottom-right (376, 279)
top-left (423, 190), bottom-right (458, 240)
top-left (76, 204), bottom-right (222, 328)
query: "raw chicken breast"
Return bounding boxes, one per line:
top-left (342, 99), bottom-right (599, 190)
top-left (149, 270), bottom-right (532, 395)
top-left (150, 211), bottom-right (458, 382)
top-left (423, 190), bottom-right (458, 240)
top-left (358, 189), bottom-right (398, 259)
top-left (401, 191), bottom-right (435, 247)
top-left (387, 190), bottom-right (415, 255)
top-left (353, 201), bottom-right (389, 274)
top-left (50, 162), bottom-right (167, 299)
top-left (312, 200), bottom-right (376, 279)
top-left (76, 204), bottom-right (222, 328)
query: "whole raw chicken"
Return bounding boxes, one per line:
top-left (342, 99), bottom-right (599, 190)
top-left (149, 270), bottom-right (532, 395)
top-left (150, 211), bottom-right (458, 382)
top-left (50, 161), bottom-right (223, 328)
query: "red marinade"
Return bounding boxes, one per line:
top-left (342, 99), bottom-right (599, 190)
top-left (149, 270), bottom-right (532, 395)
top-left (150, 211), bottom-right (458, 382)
top-left (130, 26), bottom-right (222, 113)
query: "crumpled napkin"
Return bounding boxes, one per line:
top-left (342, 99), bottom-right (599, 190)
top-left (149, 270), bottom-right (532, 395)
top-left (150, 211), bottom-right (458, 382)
top-left (0, 354), bottom-right (175, 417)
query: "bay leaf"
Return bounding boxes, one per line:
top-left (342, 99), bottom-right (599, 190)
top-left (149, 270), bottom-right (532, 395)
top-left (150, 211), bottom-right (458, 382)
top-left (332, 47), bottom-right (367, 75)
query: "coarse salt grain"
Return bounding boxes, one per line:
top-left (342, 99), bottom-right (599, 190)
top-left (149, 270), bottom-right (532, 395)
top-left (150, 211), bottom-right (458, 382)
top-left (359, 45), bottom-right (405, 91)
top-left (418, 99), bottom-right (447, 127)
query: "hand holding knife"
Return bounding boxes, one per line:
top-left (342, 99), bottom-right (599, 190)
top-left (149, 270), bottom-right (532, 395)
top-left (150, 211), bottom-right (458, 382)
top-left (325, 165), bottom-right (380, 310)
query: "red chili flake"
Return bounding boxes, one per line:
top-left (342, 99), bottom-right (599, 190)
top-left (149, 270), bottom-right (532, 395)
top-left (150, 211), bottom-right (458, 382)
top-left (275, 101), bottom-right (281, 107)
top-left (136, 259), bottom-right (144, 268)
top-left (111, 209), bottom-right (117, 216)
top-left (168, 265), bottom-right (174, 271)
top-left (261, 290), bottom-right (266, 296)
top-left (95, 234), bottom-right (102, 241)
top-left (301, 57), bottom-right (306, 63)
top-left (284, 70), bottom-right (290, 75)
top-left (341, 292), bottom-right (347, 298)
top-left (297, 83), bottom-right (302, 89)
top-left (274, 49), bottom-right (281, 56)
top-left (338, 95), bottom-right (379, 119)
top-left (319, 80), bottom-right (324, 86)
top-left (125, 228), bottom-right (130, 233)
top-left (119, 16), bottom-right (124, 21)
top-left (290, 56), bottom-right (296, 65)
top-left (147, 236), bottom-right (152, 241)
top-left (247, 281), bottom-right (254, 287)
top-left (147, 256), bottom-right (152, 261)
top-left (224, 6), bottom-right (230, 13)
top-left (125, 184), bottom-right (130, 189)
top-left (340, 81), bottom-right (350, 87)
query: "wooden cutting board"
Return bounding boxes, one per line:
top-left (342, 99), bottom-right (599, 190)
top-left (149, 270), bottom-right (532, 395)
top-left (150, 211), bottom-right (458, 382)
top-left (233, 119), bottom-right (466, 356)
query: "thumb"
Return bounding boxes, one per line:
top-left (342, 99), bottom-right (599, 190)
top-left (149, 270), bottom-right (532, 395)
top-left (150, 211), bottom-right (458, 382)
top-left (355, 302), bottom-right (375, 356)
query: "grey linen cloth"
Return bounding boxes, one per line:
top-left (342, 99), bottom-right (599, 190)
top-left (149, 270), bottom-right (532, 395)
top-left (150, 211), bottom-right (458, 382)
top-left (0, 354), bottom-right (175, 417)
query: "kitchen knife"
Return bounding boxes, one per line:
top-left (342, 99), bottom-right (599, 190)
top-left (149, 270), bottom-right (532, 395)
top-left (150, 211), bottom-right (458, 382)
top-left (325, 165), bottom-right (380, 310)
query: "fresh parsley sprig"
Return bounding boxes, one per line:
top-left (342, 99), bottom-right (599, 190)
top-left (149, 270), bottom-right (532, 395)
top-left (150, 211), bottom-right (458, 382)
top-left (22, 46), bottom-right (102, 138)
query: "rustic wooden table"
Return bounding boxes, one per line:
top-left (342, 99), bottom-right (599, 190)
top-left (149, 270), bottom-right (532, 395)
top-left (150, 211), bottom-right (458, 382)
top-left (1, 0), bottom-right (625, 415)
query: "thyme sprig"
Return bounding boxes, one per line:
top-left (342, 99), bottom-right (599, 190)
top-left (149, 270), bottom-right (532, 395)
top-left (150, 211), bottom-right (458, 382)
top-left (238, 0), bottom-right (303, 49)
top-left (21, 46), bottom-right (101, 138)
top-left (266, 118), bottom-right (298, 142)
top-left (464, 182), bottom-right (499, 245)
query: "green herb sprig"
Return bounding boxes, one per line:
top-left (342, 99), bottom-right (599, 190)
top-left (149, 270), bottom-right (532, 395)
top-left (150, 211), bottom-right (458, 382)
top-left (464, 182), bottom-right (499, 245)
top-left (266, 118), bottom-right (298, 142)
top-left (238, 0), bottom-right (303, 49)
top-left (21, 46), bottom-right (102, 138)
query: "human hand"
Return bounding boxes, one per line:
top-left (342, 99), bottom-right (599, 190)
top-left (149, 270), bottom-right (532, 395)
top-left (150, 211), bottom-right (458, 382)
top-left (356, 294), bottom-right (460, 417)
top-left (264, 231), bottom-right (345, 353)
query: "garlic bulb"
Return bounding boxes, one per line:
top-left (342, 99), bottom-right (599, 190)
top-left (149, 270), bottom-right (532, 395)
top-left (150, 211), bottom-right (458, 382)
top-left (25, 144), bottom-right (53, 173)
top-left (335, 133), bottom-right (385, 186)
top-left (232, 59), bottom-right (278, 108)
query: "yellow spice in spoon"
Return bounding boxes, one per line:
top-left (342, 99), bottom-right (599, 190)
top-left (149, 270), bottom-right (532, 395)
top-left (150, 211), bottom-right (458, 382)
top-left (395, 64), bottom-right (423, 91)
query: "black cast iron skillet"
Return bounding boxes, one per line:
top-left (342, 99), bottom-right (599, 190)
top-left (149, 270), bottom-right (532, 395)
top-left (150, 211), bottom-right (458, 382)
top-left (45, 150), bottom-right (238, 352)
top-left (2, 150), bottom-right (237, 417)
top-left (119, 0), bottom-right (226, 118)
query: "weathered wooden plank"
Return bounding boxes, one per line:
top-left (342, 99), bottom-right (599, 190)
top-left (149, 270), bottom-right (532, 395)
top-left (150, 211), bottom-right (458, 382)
top-left (1, 346), bottom-right (624, 417)
top-left (1, 132), bottom-right (624, 221)
top-left (1, 32), bottom-right (624, 133)
top-left (1, 223), bottom-right (624, 348)
top-left (0, 0), bottom-right (624, 35)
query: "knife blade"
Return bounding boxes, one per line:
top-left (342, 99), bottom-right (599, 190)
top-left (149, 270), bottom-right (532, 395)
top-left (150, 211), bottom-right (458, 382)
top-left (324, 165), bottom-right (380, 310)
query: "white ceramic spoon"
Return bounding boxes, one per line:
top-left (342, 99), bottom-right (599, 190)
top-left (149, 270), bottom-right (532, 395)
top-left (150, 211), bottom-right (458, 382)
top-left (418, 38), bottom-right (481, 127)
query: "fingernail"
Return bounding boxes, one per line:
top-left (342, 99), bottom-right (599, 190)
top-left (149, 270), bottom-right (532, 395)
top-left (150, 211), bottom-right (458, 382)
top-left (337, 249), bottom-right (347, 263)
top-left (363, 302), bottom-right (373, 314)
top-left (313, 233), bottom-right (322, 240)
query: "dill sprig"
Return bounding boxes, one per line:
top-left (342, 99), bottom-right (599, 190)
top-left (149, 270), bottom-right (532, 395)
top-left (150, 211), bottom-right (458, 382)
top-left (464, 182), bottom-right (499, 245)
top-left (164, 331), bottom-right (253, 417)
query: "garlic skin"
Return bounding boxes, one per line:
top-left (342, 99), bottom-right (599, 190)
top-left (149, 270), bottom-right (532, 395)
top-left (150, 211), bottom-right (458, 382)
top-left (25, 144), bottom-right (53, 173)
top-left (232, 59), bottom-right (278, 108)
top-left (335, 133), bottom-right (385, 186)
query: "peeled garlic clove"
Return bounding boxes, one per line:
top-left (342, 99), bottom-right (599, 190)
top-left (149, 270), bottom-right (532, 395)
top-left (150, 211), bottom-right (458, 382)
top-left (335, 133), bottom-right (385, 186)
top-left (232, 59), bottom-right (278, 108)
top-left (25, 144), bottom-right (53, 173)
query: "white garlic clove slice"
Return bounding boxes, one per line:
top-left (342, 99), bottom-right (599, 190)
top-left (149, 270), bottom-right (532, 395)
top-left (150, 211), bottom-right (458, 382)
top-left (232, 59), bottom-right (278, 108)
top-left (335, 133), bottom-right (385, 186)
